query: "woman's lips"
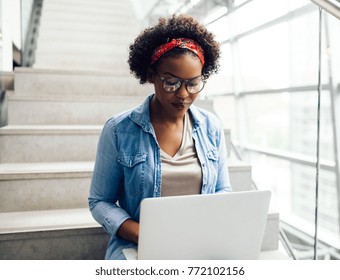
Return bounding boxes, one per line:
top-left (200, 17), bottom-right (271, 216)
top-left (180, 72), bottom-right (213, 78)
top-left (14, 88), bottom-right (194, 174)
top-left (172, 102), bottom-right (191, 109)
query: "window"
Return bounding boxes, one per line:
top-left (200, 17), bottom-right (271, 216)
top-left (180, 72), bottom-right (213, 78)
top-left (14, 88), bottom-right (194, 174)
top-left (205, 0), bottom-right (340, 254)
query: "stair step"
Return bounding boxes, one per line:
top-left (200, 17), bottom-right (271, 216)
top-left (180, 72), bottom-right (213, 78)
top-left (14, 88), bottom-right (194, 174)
top-left (262, 210), bottom-right (280, 251)
top-left (40, 9), bottom-right (136, 24)
top-left (0, 208), bottom-right (96, 234)
top-left (228, 159), bottom-right (253, 192)
top-left (1, 116), bottom-right (228, 163)
top-left (38, 21), bottom-right (139, 36)
top-left (36, 42), bottom-right (130, 55)
top-left (0, 125), bottom-right (100, 163)
top-left (0, 126), bottom-right (232, 164)
top-left (0, 208), bottom-right (278, 259)
top-left (15, 68), bottom-right (152, 95)
top-left (0, 208), bottom-right (109, 259)
top-left (36, 29), bottom-right (137, 45)
top-left (0, 158), bottom-right (246, 213)
top-left (43, 2), bottom-right (133, 16)
top-left (44, 0), bottom-right (131, 10)
top-left (0, 162), bottom-right (93, 212)
top-left (37, 24), bottom-right (140, 39)
top-left (34, 54), bottom-right (130, 71)
top-left (32, 62), bottom-right (131, 72)
top-left (7, 94), bottom-right (214, 125)
top-left (36, 0), bottom-right (138, 75)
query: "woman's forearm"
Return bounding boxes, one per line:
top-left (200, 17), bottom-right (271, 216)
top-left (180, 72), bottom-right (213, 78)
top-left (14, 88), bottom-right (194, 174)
top-left (117, 219), bottom-right (140, 244)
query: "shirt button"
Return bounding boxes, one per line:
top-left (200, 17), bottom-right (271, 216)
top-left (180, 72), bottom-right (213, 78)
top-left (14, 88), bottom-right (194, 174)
top-left (202, 163), bottom-right (205, 168)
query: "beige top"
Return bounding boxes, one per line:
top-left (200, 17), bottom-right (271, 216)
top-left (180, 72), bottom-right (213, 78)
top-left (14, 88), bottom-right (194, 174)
top-left (160, 113), bottom-right (202, 197)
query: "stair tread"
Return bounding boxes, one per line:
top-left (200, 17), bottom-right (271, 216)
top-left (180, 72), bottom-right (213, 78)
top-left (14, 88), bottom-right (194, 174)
top-left (0, 207), bottom-right (278, 235)
top-left (0, 159), bottom-right (246, 180)
top-left (0, 208), bottom-right (98, 234)
top-left (0, 158), bottom-right (243, 172)
top-left (8, 93), bottom-right (149, 102)
top-left (228, 158), bottom-right (252, 169)
top-left (15, 66), bottom-right (132, 76)
top-left (8, 94), bottom-right (214, 105)
top-left (0, 158), bottom-right (244, 174)
top-left (0, 161), bottom-right (94, 177)
top-left (0, 125), bottom-right (103, 134)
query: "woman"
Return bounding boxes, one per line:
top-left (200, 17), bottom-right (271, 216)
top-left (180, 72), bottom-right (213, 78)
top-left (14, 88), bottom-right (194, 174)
top-left (89, 14), bottom-right (232, 260)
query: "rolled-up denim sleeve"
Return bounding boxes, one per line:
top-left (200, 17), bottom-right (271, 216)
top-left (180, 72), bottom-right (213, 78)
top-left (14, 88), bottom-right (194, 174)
top-left (88, 119), bottom-right (131, 236)
top-left (215, 126), bottom-right (232, 193)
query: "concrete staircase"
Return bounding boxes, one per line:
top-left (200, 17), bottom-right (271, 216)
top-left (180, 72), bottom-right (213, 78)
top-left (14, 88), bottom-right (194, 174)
top-left (33, 0), bottom-right (137, 72)
top-left (0, 0), bottom-right (280, 259)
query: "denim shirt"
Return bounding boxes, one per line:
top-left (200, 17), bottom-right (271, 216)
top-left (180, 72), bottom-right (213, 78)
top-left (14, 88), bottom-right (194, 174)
top-left (88, 94), bottom-right (232, 259)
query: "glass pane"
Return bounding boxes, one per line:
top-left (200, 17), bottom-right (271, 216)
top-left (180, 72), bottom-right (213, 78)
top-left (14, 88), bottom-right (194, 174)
top-left (206, 15), bottom-right (230, 42)
top-left (327, 13), bottom-right (340, 87)
top-left (233, 0), bottom-right (291, 35)
top-left (238, 22), bottom-right (290, 90)
top-left (289, 10), bottom-right (330, 87)
top-left (243, 91), bottom-right (334, 161)
top-left (212, 95), bottom-right (238, 139)
top-left (219, 43), bottom-right (233, 76)
top-left (243, 93), bottom-right (291, 150)
top-left (248, 154), bottom-right (340, 248)
top-left (204, 44), bottom-right (234, 95)
top-left (290, 91), bottom-right (334, 161)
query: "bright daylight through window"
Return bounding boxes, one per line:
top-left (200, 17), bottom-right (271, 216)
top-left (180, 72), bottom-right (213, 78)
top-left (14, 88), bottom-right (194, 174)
top-left (204, 0), bottom-right (340, 259)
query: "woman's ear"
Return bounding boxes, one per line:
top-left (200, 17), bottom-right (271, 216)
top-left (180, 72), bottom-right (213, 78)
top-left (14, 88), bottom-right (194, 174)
top-left (147, 69), bottom-right (155, 83)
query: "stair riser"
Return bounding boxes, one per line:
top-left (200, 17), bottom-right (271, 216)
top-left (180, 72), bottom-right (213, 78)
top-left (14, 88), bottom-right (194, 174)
top-left (0, 177), bottom-right (90, 212)
top-left (262, 214), bottom-right (280, 251)
top-left (37, 29), bottom-right (138, 43)
top-left (7, 99), bottom-right (213, 125)
top-left (228, 167), bottom-right (252, 192)
top-left (33, 63), bottom-right (132, 73)
top-left (0, 134), bottom-right (99, 163)
top-left (43, 4), bottom-right (132, 15)
top-left (39, 18), bottom-right (137, 31)
top-left (15, 73), bottom-right (153, 96)
top-left (44, 0), bottom-right (132, 10)
top-left (38, 24), bottom-right (139, 38)
top-left (34, 55), bottom-right (130, 69)
top-left (0, 228), bottom-right (109, 260)
top-left (0, 166), bottom-right (249, 212)
top-left (36, 44), bottom-right (129, 56)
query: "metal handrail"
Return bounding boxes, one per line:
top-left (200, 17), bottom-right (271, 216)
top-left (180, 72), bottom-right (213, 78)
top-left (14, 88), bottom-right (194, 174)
top-left (311, 0), bottom-right (340, 19)
top-left (21, 0), bottom-right (43, 67)
top-left (237, 144), bottom-right (336, 172)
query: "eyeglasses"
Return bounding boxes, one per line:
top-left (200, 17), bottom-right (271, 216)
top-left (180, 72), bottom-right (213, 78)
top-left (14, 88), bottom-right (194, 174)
top-left (156, 72), bottom-right (206, 94)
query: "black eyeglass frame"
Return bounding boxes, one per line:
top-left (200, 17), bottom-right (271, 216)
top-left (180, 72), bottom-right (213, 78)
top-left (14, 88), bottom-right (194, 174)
top-left (155, 72), bottom-right (206, 94)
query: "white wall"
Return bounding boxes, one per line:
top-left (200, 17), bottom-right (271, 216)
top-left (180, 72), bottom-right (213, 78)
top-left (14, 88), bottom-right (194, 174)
top-left (1, 0), bottom-right (20, 70)
top-left (0, 0), bottom-right (33, 71)
top-left (0, 0), bottom-right (3, 70)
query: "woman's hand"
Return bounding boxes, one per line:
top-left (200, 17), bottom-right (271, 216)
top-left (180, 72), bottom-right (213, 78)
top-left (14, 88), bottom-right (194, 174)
top-left (117, 219), bottom-right (139, 244)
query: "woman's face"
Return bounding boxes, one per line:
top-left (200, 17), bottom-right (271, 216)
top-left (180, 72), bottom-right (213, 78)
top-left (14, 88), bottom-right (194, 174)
top-left (150, 53), bottom-right (204, 119)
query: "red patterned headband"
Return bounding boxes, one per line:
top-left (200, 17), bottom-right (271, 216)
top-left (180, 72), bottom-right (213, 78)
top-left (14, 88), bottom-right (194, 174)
top-left (151, 38), bottom-right (205, 65)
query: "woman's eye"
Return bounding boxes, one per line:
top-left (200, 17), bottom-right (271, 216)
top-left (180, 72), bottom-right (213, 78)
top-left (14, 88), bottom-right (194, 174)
top-left (165, 79), bottom-right (180, 86)
top-left (188, 82), bottom-right (198, 87)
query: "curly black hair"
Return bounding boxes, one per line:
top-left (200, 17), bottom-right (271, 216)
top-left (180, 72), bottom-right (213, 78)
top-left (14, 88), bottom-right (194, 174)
top-left (128, 14), bottom-right (221, 84)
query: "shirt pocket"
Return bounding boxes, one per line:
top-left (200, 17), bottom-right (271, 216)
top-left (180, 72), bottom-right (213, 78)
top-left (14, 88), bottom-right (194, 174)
top-left (118, 152), bottom-right (147, 196)
top-left (206, 148), bottom-right (218, 162)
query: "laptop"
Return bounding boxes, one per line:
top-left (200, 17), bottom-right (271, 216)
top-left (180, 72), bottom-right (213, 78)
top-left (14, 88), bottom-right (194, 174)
top-left (124, 190), bottom-right (271, 260)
